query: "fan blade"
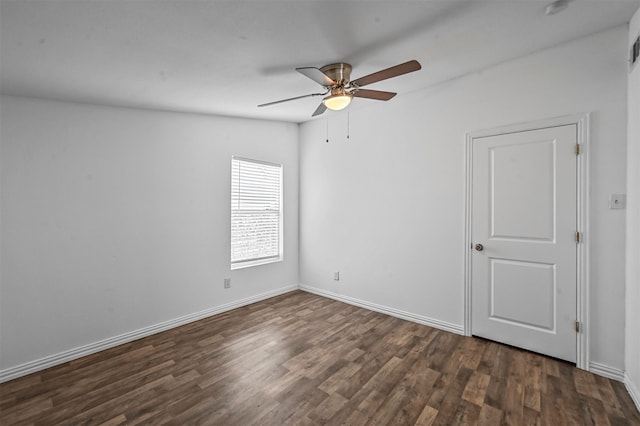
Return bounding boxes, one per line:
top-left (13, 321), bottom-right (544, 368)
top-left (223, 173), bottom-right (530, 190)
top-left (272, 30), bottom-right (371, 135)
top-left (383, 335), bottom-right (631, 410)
top-left (258, 92), bottom-right (325, 107)
top-left (296, 67), bottom-right (336, 87)
top-left (352, 89), bottom-right (397, 101)
top-left (351, 60), bottom-right (421, 88)
top-left (312, 103), bottom-right (327, 117)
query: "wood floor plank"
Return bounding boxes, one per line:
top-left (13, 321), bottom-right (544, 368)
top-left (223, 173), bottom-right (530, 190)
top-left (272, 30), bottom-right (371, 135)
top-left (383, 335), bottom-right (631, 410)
top-left (611, 380), bottom-right (640, 424)
top-left (1, 290), bottom-right (638, 425)
top-left (415, 403), bottom-right (439, 425)
top-left (477, 403), bottom-right (503, 425)
top-left (429, 366), bottom-right (474, 425)
top-left (461, 370), bottom-right (491, 407)
top-left (448, 399), bottom-right (482, 425)
top-left (368, 357), bottom-right (440, 425)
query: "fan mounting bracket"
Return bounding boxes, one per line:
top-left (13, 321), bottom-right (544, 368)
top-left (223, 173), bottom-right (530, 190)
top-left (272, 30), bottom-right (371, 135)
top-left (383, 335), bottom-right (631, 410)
top-left (319, 63), bottom-right (352, 86)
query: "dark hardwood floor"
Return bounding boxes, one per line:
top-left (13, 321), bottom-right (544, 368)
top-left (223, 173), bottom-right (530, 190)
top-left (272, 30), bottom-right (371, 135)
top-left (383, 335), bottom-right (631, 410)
top-left (1, 290), bottom-right (638, 425)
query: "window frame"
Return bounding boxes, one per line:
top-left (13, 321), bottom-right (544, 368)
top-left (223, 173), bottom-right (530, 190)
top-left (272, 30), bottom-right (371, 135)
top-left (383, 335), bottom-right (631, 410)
top-left (230, 156), bottom-right (283, 270)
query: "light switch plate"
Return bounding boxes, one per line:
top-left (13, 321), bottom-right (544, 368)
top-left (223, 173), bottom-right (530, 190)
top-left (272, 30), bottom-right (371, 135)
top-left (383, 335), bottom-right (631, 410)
top-left (609, 194), bottom-right (626, 209)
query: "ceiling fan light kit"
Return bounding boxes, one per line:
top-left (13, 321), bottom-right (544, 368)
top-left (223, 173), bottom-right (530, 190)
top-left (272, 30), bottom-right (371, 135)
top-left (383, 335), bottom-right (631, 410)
top-left (323, 88), bottom-right (353, 111)
top-left (258, 59), bottom-right (422, 117)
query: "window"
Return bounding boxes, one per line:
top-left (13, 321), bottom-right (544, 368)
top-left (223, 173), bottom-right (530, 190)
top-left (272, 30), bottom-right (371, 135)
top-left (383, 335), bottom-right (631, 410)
top-left (231, 156), bottom-right (283, 269)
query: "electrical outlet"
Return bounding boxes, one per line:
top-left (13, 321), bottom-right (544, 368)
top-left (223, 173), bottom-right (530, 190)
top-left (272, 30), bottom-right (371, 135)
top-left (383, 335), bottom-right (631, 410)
top-left (334, 272), bottom-right (340, 281)
top-left (224, 278), bottom-right (231, 289)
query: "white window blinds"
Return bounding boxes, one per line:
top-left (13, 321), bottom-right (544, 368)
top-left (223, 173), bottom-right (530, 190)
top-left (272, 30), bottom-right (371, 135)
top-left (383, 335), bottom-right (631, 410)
top-left (231, 156), bottom-right (283, 267)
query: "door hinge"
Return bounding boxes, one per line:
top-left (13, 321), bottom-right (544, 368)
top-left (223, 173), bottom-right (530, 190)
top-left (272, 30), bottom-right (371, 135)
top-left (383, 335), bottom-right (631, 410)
top-left (575, 144), bottom-right (580, 155)
top-left (575, 320), bottom-right (581, 333)
top-left (575, 231), bottom-right (581, 243)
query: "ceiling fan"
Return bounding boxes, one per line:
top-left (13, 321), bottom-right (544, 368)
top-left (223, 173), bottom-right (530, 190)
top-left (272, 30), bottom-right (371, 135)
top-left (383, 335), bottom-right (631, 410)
top-left (258, 60), bottom-right (422, 117)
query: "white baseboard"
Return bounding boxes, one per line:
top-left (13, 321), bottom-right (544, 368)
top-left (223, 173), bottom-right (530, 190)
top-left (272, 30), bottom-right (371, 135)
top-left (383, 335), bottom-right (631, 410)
top-left (589, 361), bottom-right (626, 382)
top-left (625, 373), bottom-right (640, 413)
top-left (0, 285), bottom-right (298, 384)
top-left (299, 284), bottom-right (465, 336)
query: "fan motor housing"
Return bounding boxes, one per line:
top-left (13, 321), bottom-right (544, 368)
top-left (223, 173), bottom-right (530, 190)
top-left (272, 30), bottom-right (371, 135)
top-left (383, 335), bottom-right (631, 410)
top-left (319, 63), bottom-right (352, 85)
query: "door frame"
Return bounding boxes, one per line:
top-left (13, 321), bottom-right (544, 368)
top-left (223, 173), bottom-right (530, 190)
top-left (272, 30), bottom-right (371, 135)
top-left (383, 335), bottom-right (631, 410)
top-left (463, 113), bottom-right (590, 370)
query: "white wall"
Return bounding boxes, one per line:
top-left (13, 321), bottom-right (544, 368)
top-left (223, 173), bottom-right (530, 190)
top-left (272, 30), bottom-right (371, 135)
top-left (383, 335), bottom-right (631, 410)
top-left (626, 7), bottom-right (640, 408)
top-left (300, 26), bottom-right (628, 371)
top-left (0, 96), bottom-right (299, 373)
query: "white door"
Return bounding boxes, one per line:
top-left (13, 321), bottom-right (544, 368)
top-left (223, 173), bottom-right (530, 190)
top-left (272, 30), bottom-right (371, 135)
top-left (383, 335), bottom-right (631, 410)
top-left (471, 124), bottom-right (577, 362)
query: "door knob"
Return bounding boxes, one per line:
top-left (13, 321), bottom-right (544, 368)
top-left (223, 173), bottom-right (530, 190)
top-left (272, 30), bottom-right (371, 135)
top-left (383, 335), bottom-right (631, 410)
top-left (475, 243), bottom-right (484, 252)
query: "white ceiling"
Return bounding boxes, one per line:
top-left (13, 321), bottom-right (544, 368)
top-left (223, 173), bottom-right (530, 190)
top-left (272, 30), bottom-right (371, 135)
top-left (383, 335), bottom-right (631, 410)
top-left (1, 0), bottom-right (639, 123)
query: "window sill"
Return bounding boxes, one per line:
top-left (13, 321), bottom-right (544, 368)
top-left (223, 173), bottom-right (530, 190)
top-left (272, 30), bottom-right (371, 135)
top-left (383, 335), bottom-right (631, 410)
top-left (231, 257), bottom-right (283, 270)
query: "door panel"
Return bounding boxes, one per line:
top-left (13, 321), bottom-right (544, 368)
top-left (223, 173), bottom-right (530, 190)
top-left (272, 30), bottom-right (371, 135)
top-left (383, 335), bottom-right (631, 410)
top-left (490, 140), bottom-right (555, 241)
top-left (490, 259), bottom-right (555, 331)
top-left (472, 124), bottom-right (577, 362)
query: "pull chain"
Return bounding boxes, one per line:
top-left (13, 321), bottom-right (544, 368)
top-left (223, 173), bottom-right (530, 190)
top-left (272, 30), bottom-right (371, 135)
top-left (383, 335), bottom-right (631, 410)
top-left (326, 118), bottom-right (329, 143)
top-left (347, 111), bottom-right (350, 140)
